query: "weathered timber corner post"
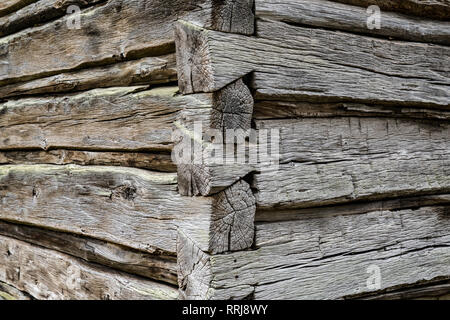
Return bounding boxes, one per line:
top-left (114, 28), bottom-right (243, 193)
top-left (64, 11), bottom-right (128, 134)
top-left (173, 0), bottom-right (257, 300)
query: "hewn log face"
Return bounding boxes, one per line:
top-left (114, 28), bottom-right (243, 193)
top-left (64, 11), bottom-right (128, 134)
top-left (333, 0), bottom-right (450, 20)
top-left (0, 0), bottom-right (103, 37)
top-left (0, 164), bottom-right (215, 255)
top-left (254, 101), bottom-right (450, 121)
top-left (207, 205), bottom-right (450, 300)
top-left (0, 86), bottom-right (184, 152)
top-left (256, 0), bottom-right (450, 45)
top-left (0, 150), bottom-right (176, 172)
top-left (0, 281), bottom-right (32, 300)
top-left (253, 117), bottom-right (450, 209)
top-left (0, 235), bottom-right (179, 300)
top-left (0, 54), bottom-right (177, 99)
top-left (0, 0), bottom-right (37, 17)
top-left (0, 0), bottom-right (254, 85)
top-left (0, 221), bottom-right (177, 285)
top-left (175, 79), bottom-right (254, 196)
top-left (174, 20), bottom-right (449, 107)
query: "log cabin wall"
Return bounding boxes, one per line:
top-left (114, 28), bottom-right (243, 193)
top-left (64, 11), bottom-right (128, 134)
top-left (0, 0), bottom-right (449, 300)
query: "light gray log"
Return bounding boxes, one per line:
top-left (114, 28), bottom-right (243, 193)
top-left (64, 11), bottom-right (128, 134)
top-left (175, 79), bottom-right (254, 196)
top-left (0, 0), bottom-right (37, 17)
top-left (333, 0), bottom-right (450, 20)
top-left (0, 0), bottom-right (254, 86)
top-left (193, 205), bottom-right (450, 300)
top-left (256, 0), bottom-right (450, 45)
top-left (0, 149), bottom-right (176, 172)
top-left (0, 86), bottom-right (182, 152)
top-left (0, 235), bottom-right (178, 300)
top-left (0, 281), bottom-right (32, 300)
top-left (254, 101), bottom-right (450, 121)
top-left (0, 164), bottom-right (254, 255)
top-left (0, 54), bottom-right (177, 99)
top-left (253, 117), bottom-right (450, 209)
top-left (174, 20), bottom-right (450, 107)
top-left (0, 221), bottom-right (177, 285)
top-left (0, 0), bottom-right (103, 37)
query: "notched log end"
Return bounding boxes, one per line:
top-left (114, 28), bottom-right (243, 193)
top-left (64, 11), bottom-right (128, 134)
top-left (174, 20), bottom-right (215, 95)
top-left (210, 180), bottom-right (256, 254)
top-left (177, 163), bottom-right (211, 197)
top-left (211, 0), bottom-right (255, 35)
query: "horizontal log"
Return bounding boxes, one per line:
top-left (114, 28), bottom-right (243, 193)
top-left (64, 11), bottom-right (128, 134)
top-left (0, 149), bottom-right (176, 172)
top-left (256, 0), bottom-right (450, 45)
top-left (184, 205), bottom-right (450, 299)
top-left (0, 0), bottom-right (37, 17)
top-left (0, 54), bottom-right (177, 99)
top-left (0, 0), bottom-right (103, 37)
top-left (0, 86), bottom-right (183, 152)
top-left (175, 20), bottom-right (450, 107)
top-left (0, 0), bottom-right (253, 86)
top-left (333, 0), bottom-right (450, 21)
top-left (254, 101), bottom-right (450, 121)
top-left (0, 281), bottom-right (32, 300)
top-left (0, 235), bottom-right (178, 300)
top-left (253, 117), bottom-right (450, 209)
top-left (0, 221), bottom-right (177, 285)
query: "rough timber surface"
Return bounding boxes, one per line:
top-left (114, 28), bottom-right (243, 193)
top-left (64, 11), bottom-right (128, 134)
top-left (175, 20), bottom-right (450, 107)
top-left (0, 235), bottom-right (178, 300)
top-left (181, 205), bottom-right (450, 300)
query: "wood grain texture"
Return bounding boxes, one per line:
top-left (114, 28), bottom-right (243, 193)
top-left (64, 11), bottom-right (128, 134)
top-left (0, 149), bottom-right (176, 172)
top-left (254, 101), bottom-right (450, 121)
top-left (0, 164), bottom-right (214, 255)
top-left (0, 281), bottom-right (32, 300)
top-left (174, 20), bottom-right (449, 107)
top-left (0, 0), bottom-right (37, 17)
top-left (333, 0), bottom-right (450, 20)
top-left (0, 54), bottom-right (177, 99)
top-left (253, 117), bottom-right (450, 209)
top-left (0, 235), bottom-right (178, 300)
top-left (0, 221), bottom-right (177, 285)
top-left (176, 79), bottom-right (254, 196)
top-left (0, 86), bottom-right (183, 153)
top-left (0, 0), bottom-right (103, 37)
top-left (256, 0), bottom-right (450, 45)
top-left (203, 205), bottom-right (450, 299)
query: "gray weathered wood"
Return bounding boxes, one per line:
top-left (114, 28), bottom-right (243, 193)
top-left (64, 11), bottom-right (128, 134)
top-left (0, 54), bottom-right (177, 99)
top-left (0, 0), bottom-right (37, 17)
top-left (175, 20), bottom-right (450, 107)
top-left (0, 149), bottom-right (176, 172)
top-left (0, 86), bottom-right (181, 152)
top-left (0, 220), bottom-right (177, 285)
top-left (187, 205), bottom-right (450, 300)
top-left (254, 101), bottom-right (450, 121)
top-left (256, 0), bottom-right (450, 45)
top-left (0, 281), bottom-right (32, 300)
top-left (333, 0), bottom-right (450, 20)
top-left (175, 79), bottom-right (254, 196)
top-left (0, 0), bottom-right (103, 37)
top-left (0, 235), bottom-right (178, 300)
top-left (253, 117), bottom-right (450, 209)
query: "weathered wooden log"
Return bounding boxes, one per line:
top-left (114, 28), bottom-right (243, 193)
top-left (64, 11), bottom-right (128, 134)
top-left (0, 86), bottom-right (182, 153)
top-left (254, 101), bottom-right (450, 121)
top-left (333, 0), bottom-right (450, 21)
top-left (0, 0), bottom-right (103, 37)
top-left (252, 117), bottom-right (449, 209)
top-left (175, 79), bottom-right (254, 196)
top-left (256, 0), bottom-right (450, 45)
top-left (0, 164), bottom-right (255, 255)
top-left (180, 205), bottom-right (450, 299)
top-left (0, 0), bottom-right (37, 17)
top-left (174, 20), bottom-right (450, 107)
top-left (0, 54), bottom-right (177, 99)
top-left (0, 0), bottom-right (254, 86)
top-left (0, 281), bottom-right (32, 300)
top-left (0, 221), bottom-right (177, 285)
top-left (0, 149), bottom-right (176, 172)
top-left (0, 235), bottom-right (178, 300)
